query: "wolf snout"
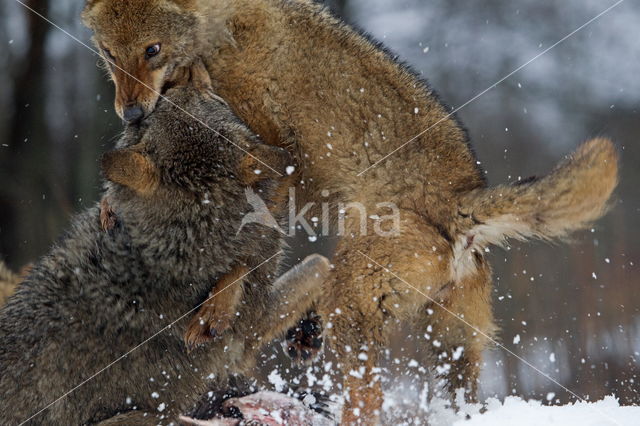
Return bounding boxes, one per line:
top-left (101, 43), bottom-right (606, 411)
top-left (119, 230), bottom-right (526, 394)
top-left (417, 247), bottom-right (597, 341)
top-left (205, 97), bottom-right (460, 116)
top-left (123, 104), bottom-right (144, 123)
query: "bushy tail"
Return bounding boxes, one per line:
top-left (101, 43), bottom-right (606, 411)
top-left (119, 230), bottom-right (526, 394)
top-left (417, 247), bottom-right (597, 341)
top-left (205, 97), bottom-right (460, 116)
top-left (456, 138), bottom-right (618, 262)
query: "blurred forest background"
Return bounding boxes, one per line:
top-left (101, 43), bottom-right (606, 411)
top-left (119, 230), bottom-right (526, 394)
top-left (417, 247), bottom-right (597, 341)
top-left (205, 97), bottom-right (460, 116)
top-left (0, 0), bottom-right (638, 407)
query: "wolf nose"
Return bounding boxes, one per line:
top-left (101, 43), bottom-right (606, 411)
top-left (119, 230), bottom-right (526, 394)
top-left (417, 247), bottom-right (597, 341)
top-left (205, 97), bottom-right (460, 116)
top-left (123, 105), bottom-right (144, 123)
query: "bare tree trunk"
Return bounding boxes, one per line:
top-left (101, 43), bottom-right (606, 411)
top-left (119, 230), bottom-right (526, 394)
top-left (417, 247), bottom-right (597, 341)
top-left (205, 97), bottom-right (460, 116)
top-left (0, 0), bottom-right (50, 267)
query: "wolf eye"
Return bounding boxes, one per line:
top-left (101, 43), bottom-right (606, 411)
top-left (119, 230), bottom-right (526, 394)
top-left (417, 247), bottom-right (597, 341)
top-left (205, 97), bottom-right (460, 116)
top-left (145, 44), bottom-right (161, 59)
top-left (102, 47), bottom-right (115, 61)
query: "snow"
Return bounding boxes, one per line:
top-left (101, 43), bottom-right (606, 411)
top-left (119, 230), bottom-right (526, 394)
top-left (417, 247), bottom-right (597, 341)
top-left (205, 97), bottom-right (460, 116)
top-left (380, 386), bottom-right (639, 425)
top-left (457, 395), bottom-right (639, 426)
top-left (267, 369), bottom-right (287, 393)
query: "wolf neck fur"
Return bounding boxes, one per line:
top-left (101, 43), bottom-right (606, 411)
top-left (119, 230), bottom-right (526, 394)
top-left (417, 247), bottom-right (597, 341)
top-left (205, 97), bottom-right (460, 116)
top-left (105, 187), bottom-right (241, 282)
top-left (196, 0), bottom-right (238, 51)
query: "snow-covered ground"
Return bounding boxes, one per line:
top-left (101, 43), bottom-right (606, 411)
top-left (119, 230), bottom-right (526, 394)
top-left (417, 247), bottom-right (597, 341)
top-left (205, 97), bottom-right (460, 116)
top-left (181, 390), bottom-right (640, 425)
top-left (382, 387), bottom-right (639, 425)
top-left (460, 396), bottom-right (639, 426)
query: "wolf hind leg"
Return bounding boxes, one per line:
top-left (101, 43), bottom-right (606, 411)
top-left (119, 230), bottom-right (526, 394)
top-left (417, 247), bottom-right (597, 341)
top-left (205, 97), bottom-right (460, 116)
top-left (416, 262), bottom-right (496, 404)
top-left (320, 219), bottom-right (456, 424)
top-left (244, 255), bottom-right (331, 352)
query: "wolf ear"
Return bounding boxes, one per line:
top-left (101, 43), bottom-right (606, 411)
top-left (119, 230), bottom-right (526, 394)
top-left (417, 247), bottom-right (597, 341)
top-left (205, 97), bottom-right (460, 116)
top-left (238, 145), bottom-right (293, 186)
top-left (84, 0), bottom-right (102, 12)
top-left (81, 0), bottom-right (103, 26)
top-left (101, 150), bottom-right (160, 196)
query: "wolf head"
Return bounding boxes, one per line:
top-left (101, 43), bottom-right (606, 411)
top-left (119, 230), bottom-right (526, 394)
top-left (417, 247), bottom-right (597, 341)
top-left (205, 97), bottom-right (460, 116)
top-left (82, 0), bottom-right (229, 123)
top-left (100, 72), bottom-right (290, 223)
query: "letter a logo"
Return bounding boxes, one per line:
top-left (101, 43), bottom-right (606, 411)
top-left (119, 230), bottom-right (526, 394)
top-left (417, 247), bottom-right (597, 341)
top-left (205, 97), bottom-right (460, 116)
top-left (237, 188), bottom-right (285, 235)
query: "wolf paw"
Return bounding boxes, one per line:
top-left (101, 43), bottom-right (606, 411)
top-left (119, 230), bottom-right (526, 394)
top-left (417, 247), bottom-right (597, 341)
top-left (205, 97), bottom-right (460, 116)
top-left (184, 304), bottom-right (233, 351)
top-left (284, 315), bottom-right (323, 365)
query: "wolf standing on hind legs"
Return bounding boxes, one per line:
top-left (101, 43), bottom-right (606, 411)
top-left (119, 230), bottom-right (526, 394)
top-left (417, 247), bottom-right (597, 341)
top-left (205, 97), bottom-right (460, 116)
top-left (82, 0), bottom-right (619, 422)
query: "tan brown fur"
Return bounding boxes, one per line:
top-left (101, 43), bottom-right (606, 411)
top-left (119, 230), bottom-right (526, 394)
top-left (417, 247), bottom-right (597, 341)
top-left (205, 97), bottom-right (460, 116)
top-left (457, 138), bottom-right (617, 242)
top-left (450, 138), bottom-right (619, 283)
top-left (184, 265), bottom-right (248, 348)
top-left (102, 149), bottom-right (160, 196)
top-left (0, 261), bottom-right (21, 307)
top-left (83, 1), bottom-right (619, 422)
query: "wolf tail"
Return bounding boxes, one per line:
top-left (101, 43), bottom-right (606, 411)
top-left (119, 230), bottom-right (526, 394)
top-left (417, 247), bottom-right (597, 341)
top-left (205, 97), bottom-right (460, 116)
top-left (453, 138), bottom-right (618, 278)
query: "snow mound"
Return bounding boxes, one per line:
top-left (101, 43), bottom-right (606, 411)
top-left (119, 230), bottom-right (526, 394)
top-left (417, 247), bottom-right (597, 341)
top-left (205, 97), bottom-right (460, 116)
top-left (459, 395), bottom-right (640, 426)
